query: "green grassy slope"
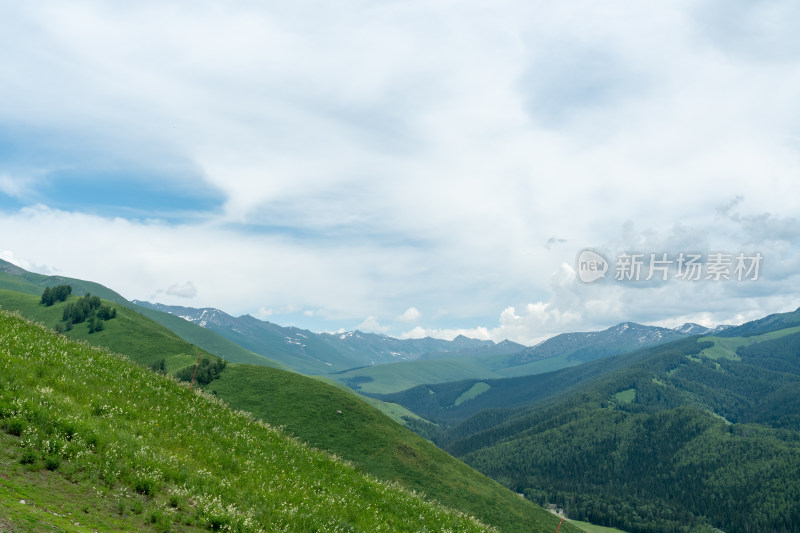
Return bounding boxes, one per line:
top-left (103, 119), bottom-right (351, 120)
top-left (210, 364), bottom-right (578, 533)
top-left (569, 521), bottom-right (628, 533)
top-left (311, 375), bottom-right (432, 426)
top-left (0, 270), bottom-right (41, 294)
top-left (0, 309), bottom-right (495, 532)
top-left (697, 325), bottom-right (800, 359)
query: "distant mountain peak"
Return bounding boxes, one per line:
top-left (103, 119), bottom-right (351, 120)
top-left (508, 321), bottom-right (684, 367)
top-left (674, 323), bottom-right (711, 335)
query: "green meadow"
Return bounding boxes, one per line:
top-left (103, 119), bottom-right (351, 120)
top-left (0, 309), bottom-right (492, 531)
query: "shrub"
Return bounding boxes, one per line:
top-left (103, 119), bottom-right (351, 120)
top-left (45, 454), bottom-right (61, 471)
top-left (5, 417), bottom-right (26, 436)
top-left (134, 475), bottom-right (159, 496)
top-left (20, 449), bottom-right (37, 465)
top-left (168, 494), bottom-right (181, 508)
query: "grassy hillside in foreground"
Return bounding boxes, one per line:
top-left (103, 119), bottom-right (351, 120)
top-left (210, 364), bottom-right (577, 533)
top-left (0, 287), bottom-right (575, 532)
top-left (0, 309), bottom-right (493, 532)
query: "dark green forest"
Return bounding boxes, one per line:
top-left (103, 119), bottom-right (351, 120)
top-left (459, 403), bottom-right (800, 532)
top-left (389, 327), bottom-right (800, 533)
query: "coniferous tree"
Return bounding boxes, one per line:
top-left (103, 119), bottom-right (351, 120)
top-left (40, 284), bottom-right (72, 306)
top-left (40, 286), bottom-right (54, 306)
top-left (53, 285), bottom-right (71, 302)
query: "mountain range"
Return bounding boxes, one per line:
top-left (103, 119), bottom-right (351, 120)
top-left (508, 321), bottom-right (730, 366)
top-left (133, 299), bottom-right (732, 391)
top-left (132, 300), bottom-right (524, 374)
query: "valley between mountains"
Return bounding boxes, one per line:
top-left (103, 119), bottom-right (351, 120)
top-left (2, 258), bottom-right (799, 532)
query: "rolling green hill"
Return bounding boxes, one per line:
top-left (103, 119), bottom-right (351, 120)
top-left (208, 364), bottom-right (575, 533)
top-left (0, 259), bottom-right (286, 370)
top-left (0, 308), bottom-right (494, 531)
top-left (0, 284), bottom-right (575, 532)
top-left (431, 323), bottom-right (800, 532)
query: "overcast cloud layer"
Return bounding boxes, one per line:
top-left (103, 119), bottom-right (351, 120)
top-left (2, 1), bottom-right (800, 344)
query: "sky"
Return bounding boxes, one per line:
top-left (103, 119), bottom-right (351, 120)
top-left (1, 0), bottom-right (800, 345)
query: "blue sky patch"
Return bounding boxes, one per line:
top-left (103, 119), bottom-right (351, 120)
top-left (32, 169), bottom-right (225, 221)
top-left (0, 123), bottom-right (225, 220)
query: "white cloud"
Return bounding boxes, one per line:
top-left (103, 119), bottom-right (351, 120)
top-left (356, 316), bottom-right (389, 334)
top-left (0, 174), bottom-right (32, 199)
top-left (398, 307), bottom-right (421, 323)
top-left (254, 305), bottom-right (301, 320)
top-left (254, 307), bottom-right (275, 319)
top-left (0, 250), bottom-right (26, 269)
top-left (164, 281), bottom-right (197, 299)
